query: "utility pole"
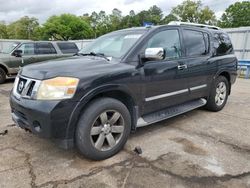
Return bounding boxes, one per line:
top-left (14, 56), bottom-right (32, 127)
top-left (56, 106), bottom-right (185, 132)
top-left (91, 22), bottom-right (97, 39)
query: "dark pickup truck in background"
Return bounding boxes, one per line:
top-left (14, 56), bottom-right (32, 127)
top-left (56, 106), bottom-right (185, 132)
top-left (10, 22), bottom-right (237, 160)
top-left (0, 41), bottom-right (79, 83)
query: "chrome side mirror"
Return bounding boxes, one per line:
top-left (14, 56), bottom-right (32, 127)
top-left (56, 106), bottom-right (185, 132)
top-left (145, 47), bottom-right (165, 60)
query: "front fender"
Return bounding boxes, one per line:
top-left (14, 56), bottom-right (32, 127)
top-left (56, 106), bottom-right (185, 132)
top-left (65, 84), bottom-right (138, 140)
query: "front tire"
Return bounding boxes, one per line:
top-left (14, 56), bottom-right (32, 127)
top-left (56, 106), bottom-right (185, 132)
top-left (75, 97), bottom-right (131, 160)
top-left (205, 76), bottom-right (229, 112)
top-left (0, 67), bottom-right (6, 84)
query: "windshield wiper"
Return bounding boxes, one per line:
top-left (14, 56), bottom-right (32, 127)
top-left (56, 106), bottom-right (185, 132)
top-left (76, 52), bottom-right (110, 61)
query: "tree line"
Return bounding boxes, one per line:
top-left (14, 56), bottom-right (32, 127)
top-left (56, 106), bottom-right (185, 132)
top-left (0, 0), bottom-right (249, 40)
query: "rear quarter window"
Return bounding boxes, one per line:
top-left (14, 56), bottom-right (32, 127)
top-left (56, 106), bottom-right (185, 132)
top-left (214, 33), bottom-right (233, 56)
top-left (57, 43), bottom-right (79, 54)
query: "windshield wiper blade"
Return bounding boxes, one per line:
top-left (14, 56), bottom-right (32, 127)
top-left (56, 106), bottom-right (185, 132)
top-left (77, 52), bottom-right (110, 61)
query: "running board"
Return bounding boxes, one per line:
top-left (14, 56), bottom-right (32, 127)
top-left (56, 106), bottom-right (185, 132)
top-left (137, 98), bottom-right (207, 127)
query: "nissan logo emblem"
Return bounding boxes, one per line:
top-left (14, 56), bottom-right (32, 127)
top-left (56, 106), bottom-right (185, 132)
top-left (18, 81), bottom-right (25, 92)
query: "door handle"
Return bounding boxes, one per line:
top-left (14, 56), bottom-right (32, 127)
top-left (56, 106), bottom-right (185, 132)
top-left (177, 64), bottom-right (187, 70)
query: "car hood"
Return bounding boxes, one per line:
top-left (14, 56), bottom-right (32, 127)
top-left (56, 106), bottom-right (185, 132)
top-left (20, 56), bottom-right (133, 80)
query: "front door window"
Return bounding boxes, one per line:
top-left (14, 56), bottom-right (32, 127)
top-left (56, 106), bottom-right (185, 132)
top-left (147, 29), bottom-right (182, 60)
top-left (17, 43), bottom-right (35, 56)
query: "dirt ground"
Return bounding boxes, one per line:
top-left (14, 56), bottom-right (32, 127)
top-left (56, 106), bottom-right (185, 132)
top-left (0, 78), bottom-right (249, 188)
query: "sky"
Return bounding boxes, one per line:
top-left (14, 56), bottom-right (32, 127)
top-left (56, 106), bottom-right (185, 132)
top-left (0, 0), bottom-right (243, 23)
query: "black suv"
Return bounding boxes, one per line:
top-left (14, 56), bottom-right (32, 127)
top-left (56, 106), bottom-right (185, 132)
top-left (10, 23), bottom-right (237, 160)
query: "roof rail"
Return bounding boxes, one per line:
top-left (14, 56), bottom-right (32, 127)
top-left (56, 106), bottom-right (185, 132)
top-left (168, 21), bottom-right (220, 30)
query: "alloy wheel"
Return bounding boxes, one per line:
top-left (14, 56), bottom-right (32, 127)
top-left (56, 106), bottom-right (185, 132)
top-left (215, 82), bottom-right (227, 106)
top-left (90, 110), bottom-right (125, 151)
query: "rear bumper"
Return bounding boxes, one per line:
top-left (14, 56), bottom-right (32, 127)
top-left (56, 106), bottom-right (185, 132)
top-left (231, 72), bottom-right (237, 84)
top-left (10, 93), bottom-right (78, 149)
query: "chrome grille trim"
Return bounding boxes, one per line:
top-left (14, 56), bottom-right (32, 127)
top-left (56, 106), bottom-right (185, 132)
top-left (13, 75), bottom-right (41, 99)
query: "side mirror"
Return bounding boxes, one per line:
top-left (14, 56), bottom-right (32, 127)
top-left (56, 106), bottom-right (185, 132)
top-left (145, 47), bottom-right (165, 61)
top-left (12, 50), bottom-right (23, 57)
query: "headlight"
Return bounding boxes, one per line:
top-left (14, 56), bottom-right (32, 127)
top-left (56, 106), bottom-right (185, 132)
top-left (36, 77), bottom-right (79, 100)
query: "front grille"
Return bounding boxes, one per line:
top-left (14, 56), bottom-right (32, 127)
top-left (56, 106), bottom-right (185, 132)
top-left (13, 76), bottom-right (41, 99)
top-left (26, 81), bottom-right (36, 96)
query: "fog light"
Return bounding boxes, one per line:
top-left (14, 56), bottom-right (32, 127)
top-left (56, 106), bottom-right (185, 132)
top-left (33, 121), bottom-right (41, 133)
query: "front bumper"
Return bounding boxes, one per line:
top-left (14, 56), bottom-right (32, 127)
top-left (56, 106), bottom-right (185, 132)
top-left (8, 67), bottom-right (20, 75)
top-left (10, 93), bottom-right (78, 149)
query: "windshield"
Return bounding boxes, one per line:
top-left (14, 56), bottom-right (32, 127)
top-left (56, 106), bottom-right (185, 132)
top-left (1, 42), bottom-right (20, 54)
top-left (79, 31), bottom-right (145, 58)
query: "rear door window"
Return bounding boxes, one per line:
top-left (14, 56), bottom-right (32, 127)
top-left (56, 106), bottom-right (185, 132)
top-left (183, 29), bottom-right (208, 57)
top-left (36, 43), bottom-right (57, 55)
top-left (203, 33), bottom-right (210, 54)
top-left (57, 42), bottom-right (79, 54)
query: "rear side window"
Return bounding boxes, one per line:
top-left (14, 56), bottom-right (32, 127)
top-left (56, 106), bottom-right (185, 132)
top-left (183, 30), bottom-right (208, 57)
top-left (36, 43), bottom-right (57, 55)
top-left (214, 33), bottom-right (233, 56)
top-left (57, 43), bottom-right (79, 54)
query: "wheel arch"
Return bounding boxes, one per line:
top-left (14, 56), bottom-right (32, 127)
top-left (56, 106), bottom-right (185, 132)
top-left (66, 85), bottom-right (139, 141)
top-left (214, 70), bottom-right (231, 95)
top-left (0, 63), bottom-right (8, 74)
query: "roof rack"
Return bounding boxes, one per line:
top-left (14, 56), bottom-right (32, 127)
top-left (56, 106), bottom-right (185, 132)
top-left (168, 21), bottom-right (220, 30)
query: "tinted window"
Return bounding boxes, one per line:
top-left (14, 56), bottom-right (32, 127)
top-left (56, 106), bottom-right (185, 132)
top-left (204, 33), bottom-right (210, 54)
top-left (147, 29), bottom-right (182, 59)
top-left (57, 43), bottom-right (79, 54)
top-left (214, 33), bottom-right (233, 56)
top-left (36, 43), bottom-right (57, 55)
top-left (183, 30), bottom-right (207, 56)
top-left (17, 43), bottom-right (35, 55)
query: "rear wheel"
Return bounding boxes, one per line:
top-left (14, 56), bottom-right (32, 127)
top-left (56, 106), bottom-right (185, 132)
top-left (0, 67), bottom-right (6, 84)
top-left (205, 76), bottom-right (229, 112)
top-left (75, 97), bottom-right (131, 160)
